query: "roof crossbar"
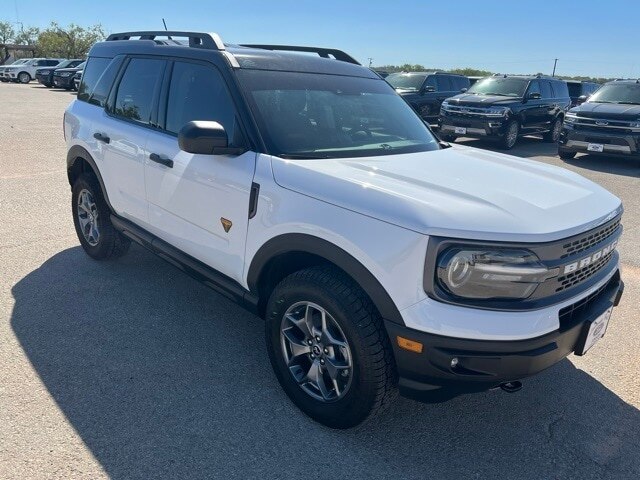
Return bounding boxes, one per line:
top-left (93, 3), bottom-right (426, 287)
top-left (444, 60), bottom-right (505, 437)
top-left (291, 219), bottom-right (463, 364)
top-left (106, 31), bottom-right (225, 50)
top-left (240, 44), bottom-right (360, 65)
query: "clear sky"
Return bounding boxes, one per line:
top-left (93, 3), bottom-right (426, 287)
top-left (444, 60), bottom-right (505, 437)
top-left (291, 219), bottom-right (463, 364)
top-left (5, 0), bottom-right (638, 78)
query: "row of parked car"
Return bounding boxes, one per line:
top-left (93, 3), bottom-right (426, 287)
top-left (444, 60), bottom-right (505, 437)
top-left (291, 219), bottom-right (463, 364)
top-left (0, 57), bottom-right (85, 90)
top-left (384, 70), bottom-right (640, 160)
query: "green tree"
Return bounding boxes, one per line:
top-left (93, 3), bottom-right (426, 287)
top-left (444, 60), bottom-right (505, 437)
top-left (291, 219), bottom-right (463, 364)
top-left (14, 26), bottom-right (40, 45)
top-left (36, 22), bottom-right (105, 58)
top-left (0, 21), bottom-right (15, 44)
top-left (448, 68), bottom-right (493, 77)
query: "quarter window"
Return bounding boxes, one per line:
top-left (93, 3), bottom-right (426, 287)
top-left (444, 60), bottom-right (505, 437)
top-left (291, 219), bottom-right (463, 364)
top-left (164, 61), bottom-right (238, 142)
top-left (113, 58), bottom-right (165, 125)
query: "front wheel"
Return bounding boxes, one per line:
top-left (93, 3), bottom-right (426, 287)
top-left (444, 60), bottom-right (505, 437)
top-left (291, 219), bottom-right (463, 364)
top-left (559, 149), bottom-right (577, 160)
top-left (18, 72), bottom-right (31, 84)
top-left (72, 173), bottom-right (130, 260)
top-left (544, 118), bottom-right (563, 142)
top-left (499, 120), bottom-right (519, 150)
top-left (265, 266), bottom-right (397, 428)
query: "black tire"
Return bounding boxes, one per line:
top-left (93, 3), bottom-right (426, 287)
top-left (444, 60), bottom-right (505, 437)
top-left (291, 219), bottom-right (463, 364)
top-left (265, 266), bottom-right (397, 428)
top-left (439, 134), bottom-right (456, 143)
top-left (499, 120), bottom-right (519, 150)
top-left (559, 149), bottom-right (577, 160)
top-left (18, 72), bottom-right (31, 84)
top-left (71, 173), bottom-right (130, 260)
top-left (544, 117), bottom-right (563, 143)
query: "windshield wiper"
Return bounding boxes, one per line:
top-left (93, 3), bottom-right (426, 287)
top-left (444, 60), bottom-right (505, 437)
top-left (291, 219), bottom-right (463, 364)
top-left (614, 101), bottom-right (640, 105)
top-left (483, 92), bottom-right (511, 97)
top-left (278, 153), bottom-right (332, 160)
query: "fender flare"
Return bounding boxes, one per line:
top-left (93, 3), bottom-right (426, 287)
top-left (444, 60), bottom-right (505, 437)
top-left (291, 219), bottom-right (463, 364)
top-left (247, 233), bottom-right (404, 325)
top-left (66, 145), bottom-right (113, 211)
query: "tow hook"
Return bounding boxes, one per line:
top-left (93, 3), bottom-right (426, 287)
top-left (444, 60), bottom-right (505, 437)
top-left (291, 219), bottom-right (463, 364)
top-left (500, 381), bottom-right (523, 393)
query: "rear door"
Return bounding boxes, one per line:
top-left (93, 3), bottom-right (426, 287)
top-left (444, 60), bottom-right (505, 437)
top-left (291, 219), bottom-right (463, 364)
top-left (93, 56), bottom-right (166, 226)
top-left (143, 59), bottom-right (256, 282)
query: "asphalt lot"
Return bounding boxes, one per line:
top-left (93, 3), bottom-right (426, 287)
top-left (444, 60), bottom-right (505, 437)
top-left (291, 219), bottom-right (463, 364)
top-left (0, 82), bottom-right (638, 480)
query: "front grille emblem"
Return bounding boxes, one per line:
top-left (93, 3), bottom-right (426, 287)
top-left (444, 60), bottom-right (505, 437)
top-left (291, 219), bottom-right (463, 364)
top-left (595, 121), bottom-right (609, 126)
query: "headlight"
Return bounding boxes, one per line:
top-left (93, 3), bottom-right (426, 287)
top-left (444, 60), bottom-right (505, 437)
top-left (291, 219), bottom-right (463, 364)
top-left (436, 248), bottom-right (556, 300)
top-left (486, 106), bottom-right (509, 117)
top-left (60, 72), bottom-right (72, 77)
top-left (40, 70), bottom-right (50, 75)
top-left (630, 121), bottom-right (640, 128)
top-left (565, 113), bottom-right (578, 123)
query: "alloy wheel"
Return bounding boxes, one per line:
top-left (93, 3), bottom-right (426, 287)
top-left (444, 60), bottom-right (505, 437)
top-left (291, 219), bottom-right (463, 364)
top-left (18, 72), bottom-right (30, 84)
top-left (506, 122), bottom-right (519, 148)
top-left (77, 189), bottom-right (100, 246)
top-left (280, 301), bottom-right (353, 402)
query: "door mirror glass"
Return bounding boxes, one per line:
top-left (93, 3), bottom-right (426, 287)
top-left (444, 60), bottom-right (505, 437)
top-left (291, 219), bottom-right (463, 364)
top-left (423, 85), bottom-right (436, 93)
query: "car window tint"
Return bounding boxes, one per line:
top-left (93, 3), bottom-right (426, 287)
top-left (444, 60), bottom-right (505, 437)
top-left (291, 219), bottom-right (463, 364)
top-left (88, 56), bottom-right (125, 107)
top-left (553, 81), bottom-right (569, 98)
top-left (114, 58), bottom-right (165, 124)
top-left (424, 75), bottom-right (437, 90)
top-left (165, 61), bottom-right (238, 142)
top-left (540, 80), bottom-right (553, 99)
top-left (527, 80), bottom-right (541, 96)
top-left (78, 57), bottom-right (111, 102)
top-left (436, 75), bottom-right (452, 91)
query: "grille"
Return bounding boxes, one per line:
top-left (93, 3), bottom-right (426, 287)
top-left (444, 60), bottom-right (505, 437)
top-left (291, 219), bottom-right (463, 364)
top-left (561, 217), bottom-right (621, 258)
top-left (558, 273), bottom-right (618, 330)
top-left (555, 250), bottom-right (614, 292)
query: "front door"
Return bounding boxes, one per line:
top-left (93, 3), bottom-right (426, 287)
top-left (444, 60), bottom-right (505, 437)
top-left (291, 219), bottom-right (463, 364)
top-left (144, 60), bottom-right (256, 283)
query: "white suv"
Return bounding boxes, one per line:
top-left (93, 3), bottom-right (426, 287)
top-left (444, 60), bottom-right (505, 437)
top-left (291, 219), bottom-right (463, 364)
top-left (3, 58), bottom-right (63, 83)
top-left (64, 31), bottom-right (624, 428)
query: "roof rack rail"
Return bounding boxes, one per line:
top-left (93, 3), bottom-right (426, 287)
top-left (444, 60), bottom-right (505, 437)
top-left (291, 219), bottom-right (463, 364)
top-left (239, 44), bottom-right (360, 65)
top-left (106, 31), bottom-right (225, 50)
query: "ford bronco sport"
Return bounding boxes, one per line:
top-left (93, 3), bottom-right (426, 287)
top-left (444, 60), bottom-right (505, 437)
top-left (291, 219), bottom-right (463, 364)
top-left (65, 31), bottom-right (624, 428)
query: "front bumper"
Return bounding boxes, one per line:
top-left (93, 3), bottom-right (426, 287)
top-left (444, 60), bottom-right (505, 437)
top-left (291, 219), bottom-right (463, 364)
top-left (35, 73), bottom-right (52, 85)
top-left (439, 113), bottom-right (509, 138)
top-left (559, 124), bottom-right (640, 157)
top-left (53, 75), bottom-right (74, 88)
top-left (386, 270), bottom-right (623, 402)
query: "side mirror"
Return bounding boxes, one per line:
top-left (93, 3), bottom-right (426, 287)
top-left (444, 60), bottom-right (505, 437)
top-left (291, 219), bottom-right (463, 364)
top-left (423, 85), bottom-right (436, 93)
top-left (577, 95), bottom-right (589, 104)
top-left (527, 92), bottom-right (542, 100)
top-left (178, 121), bottom-right (245, 155)
top-left (460, 88), bottom-right (468, 93)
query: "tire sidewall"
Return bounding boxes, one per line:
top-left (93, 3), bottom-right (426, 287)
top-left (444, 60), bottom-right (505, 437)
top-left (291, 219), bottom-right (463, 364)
top-left (503, 120), bottom-right (519, 149)
top-left (71, 174), bottom-right (111, 259)
top-left (265, 278), bottom-right (380, 427)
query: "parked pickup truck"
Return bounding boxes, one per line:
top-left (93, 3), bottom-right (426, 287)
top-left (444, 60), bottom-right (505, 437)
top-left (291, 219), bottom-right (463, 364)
top-left (64, 31), bottom-right (624, 428)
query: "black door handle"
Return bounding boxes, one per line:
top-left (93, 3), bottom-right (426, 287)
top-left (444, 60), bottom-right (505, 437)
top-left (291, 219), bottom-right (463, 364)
top-left (149, 153), bottom-right (174, 168)
top-left (93, 132), bottom-right (110, 144)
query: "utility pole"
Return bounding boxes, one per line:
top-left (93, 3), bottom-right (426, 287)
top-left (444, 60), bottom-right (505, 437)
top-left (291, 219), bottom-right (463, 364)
top-left (162, 18), bottom-right (168, 31)
top-left (552, 58), bottom-right (558, 77)
top-left (368, 57), bottom-right (373, 68)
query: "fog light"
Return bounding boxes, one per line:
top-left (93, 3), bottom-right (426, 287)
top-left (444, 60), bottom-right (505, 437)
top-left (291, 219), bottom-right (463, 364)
top-left (451, 357), bottom-right (459, 368)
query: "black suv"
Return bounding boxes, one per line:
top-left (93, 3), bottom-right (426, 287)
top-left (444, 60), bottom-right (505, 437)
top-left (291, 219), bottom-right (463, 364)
top-left (567, 80), bottom-right (600, 106)
top-left (559, 80), bottom-right (640, 161)
top-left (35, 59), bottom-right (84, 87)
top-left (438, 75), bottom-right (571, 149)
top-left (386, 71), bottom-right (469, 122)
top-left (53, 61), bottom-right (86, 89)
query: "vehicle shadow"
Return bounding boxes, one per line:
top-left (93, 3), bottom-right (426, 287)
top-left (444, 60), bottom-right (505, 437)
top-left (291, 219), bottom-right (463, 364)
top-left (11, 246), bottom-right (640, 479)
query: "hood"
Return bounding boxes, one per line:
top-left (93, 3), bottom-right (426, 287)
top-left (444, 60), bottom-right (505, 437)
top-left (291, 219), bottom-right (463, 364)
top-left (55, 67), bottom-right (82, 73)
top-left (572, 102), bottom-right (640, 120)
top-left (270, 146), bottom-right (621, 242)
top-left (445, 93), bottom-right (520, 107)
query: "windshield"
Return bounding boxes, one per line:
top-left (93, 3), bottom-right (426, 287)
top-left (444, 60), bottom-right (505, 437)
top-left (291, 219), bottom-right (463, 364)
top-left (467, 77), bottom-right (529, 97)
top-left (237, 70), bottom-right (439, 159)
top-left (385, 73), bottom-right (427, 91)
top-left (588, 83), bottom-right (640, 105)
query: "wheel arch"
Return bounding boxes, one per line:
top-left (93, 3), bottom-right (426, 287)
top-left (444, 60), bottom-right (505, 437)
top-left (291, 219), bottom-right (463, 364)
top-left (247, 233), bottom-right (404, 325)
top-left (67, 145), bottom-right (113, 211)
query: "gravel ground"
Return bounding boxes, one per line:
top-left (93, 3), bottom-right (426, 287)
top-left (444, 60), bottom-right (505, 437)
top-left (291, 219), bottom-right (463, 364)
top-left (0, 82), bottom-right (639, 480)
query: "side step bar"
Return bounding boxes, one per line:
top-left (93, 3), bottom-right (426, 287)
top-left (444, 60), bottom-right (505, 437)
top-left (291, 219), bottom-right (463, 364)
top-left (110, 215), bottom-right (260, 315)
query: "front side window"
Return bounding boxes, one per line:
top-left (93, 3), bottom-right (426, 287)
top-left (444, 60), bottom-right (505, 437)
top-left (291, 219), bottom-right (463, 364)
top-left (164, 61), bottom-right (238, 142)
top-left (386, 73), bottom-right (427, 92)
top-left (113, 58), bottom-right (165, 124)
top-left (526, 81), bottom-right (541, 97)
top-left (467, 77), bottom-right (529, 97)
top-left (588, 83), bottom-right (640, 105)
top-left (238, 70), bottom-right (440, 159)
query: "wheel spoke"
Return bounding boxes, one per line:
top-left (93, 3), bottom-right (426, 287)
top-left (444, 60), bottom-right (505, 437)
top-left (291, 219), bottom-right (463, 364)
top-left (324, 356), bottom-right (349, 380)
top-left (282, 326), bottom-right (311, 361)
top-left (285, 313), bottom-right (312, 339)
top-left (303, 361), bottom-right (330, 400)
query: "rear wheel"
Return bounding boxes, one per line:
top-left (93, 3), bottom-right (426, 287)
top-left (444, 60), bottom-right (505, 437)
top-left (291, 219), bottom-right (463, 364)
top-left (265, 266), bottom-right (397, 428)
top-left (439, 133), bottom-right (456, 142)
top-left (18, 72), bottom-right (31, 84)
top-left (72, 173), bottom-right (130, 260)
top-left (544, 117), bottom-right (563, 142)
top-left (499, 120), bottom-right (519, 150)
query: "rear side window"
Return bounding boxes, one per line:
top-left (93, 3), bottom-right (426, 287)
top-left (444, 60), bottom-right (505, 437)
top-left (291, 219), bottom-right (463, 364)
top-left (113, 58), bottom-right (165, 125)
top-left (78, 57), bottom-right (111, 102)
top-left (164, 61), bottom-right (238, 140)
top-left (87, 56), bottom-right (124, 107)
top-left (540, 80), bottom-right (553, 99)
top-left (552, 81), bottom-right (569, 98)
